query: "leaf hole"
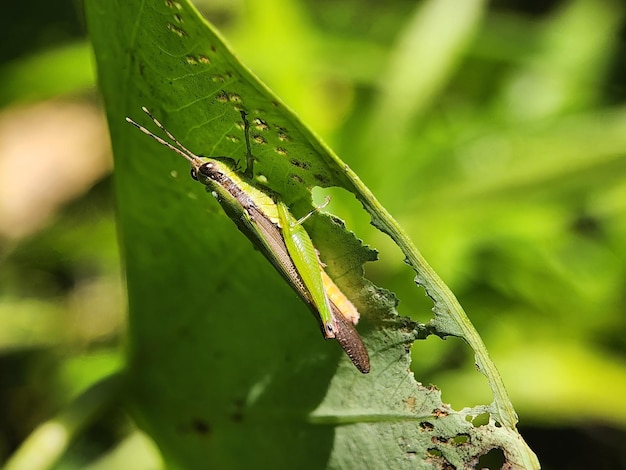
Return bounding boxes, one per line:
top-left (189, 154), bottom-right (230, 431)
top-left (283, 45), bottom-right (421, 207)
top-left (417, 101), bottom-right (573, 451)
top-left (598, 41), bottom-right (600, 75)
top-left (427, 448), bottom-right (442, 457)
top-left (452, 433), bottom-right (469, 445)
top-left (421, 335), bottom-right (493, 409)
top-left (476, 447), bottom-right (506, 469)
top-left (471, 412), bottom-right (490, 427)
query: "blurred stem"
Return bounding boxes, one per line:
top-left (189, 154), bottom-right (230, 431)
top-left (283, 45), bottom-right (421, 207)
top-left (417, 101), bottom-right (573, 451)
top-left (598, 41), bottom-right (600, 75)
top-left (4, 372), bottom-right (124, 470)
top-left (368, 0), bottom-right (485, 142)
top-left (501, 0), bottom-right (625, 120)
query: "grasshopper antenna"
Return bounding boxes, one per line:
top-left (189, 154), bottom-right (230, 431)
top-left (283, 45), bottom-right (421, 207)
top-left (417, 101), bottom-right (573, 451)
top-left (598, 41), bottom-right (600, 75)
top-left (125, 108), bottom-right (201, 166)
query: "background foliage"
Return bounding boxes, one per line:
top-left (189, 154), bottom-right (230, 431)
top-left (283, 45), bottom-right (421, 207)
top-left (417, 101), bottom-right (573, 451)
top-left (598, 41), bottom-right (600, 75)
top-left (0, 0), bottom-right (625, 468)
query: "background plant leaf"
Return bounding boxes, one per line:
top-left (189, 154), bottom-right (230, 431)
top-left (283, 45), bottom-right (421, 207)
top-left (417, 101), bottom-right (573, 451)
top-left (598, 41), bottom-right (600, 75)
top-left (86, 0), bottom-right (538, 468)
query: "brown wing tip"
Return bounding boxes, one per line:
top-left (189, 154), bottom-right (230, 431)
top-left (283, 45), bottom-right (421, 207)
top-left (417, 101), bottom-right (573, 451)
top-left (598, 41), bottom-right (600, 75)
top-left (333, 311), bottom-right (370, 374)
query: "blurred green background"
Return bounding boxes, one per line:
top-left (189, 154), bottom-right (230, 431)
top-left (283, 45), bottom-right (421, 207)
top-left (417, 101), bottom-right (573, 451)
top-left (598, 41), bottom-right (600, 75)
top-left (1, 0), bottom-right (625, 468)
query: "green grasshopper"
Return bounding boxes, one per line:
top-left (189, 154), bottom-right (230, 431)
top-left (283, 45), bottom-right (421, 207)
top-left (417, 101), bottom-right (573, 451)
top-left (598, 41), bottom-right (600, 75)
top-left (126, 107), bottom-right (370, 373)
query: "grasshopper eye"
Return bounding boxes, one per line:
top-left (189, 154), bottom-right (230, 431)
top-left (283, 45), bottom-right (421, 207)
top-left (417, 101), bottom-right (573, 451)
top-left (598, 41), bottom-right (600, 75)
top-left (190, 168), bottom-right (198, 181)
top-left (197, 162), bottom-right (217, 180)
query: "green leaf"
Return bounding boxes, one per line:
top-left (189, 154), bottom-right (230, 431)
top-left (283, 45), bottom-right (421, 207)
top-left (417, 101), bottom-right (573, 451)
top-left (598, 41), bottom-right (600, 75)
top-left (86, 0), bottom-right (538, 468)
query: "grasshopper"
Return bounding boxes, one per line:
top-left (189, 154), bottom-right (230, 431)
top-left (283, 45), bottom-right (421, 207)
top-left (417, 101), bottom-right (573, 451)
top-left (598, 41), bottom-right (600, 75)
top-left (126, 108), bottom-right (370, 373)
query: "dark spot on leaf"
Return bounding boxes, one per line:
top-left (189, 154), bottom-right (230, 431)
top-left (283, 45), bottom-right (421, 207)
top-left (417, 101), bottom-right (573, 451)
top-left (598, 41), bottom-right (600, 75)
top-left (216, 91), bottom-right (229, 103)
top-left (167, 23), bottom-right (186, 37)
top-left (420, 422), bottom-right (434, 431)
top-left (290, 174), bottom-right (303, 184)
top-left (198, 55), bottom-right (210, 64)
top-left (314, 174), bottom-right (330, 185)
top-left (253, 135), bottom-right (266, 145)
top-left (275, 147), bottom-right (288, 156)
top-left (426, 452), bottom-right (455, 470)
top-left (433, 408), bottom-right (448, 418)
top-left (290, 159), bottom-right (309, 169)
top-left (192, 419), bottom-right (211, 435)
top-left (174, 13), bottom-right (183, 23)
top-left (231, 397), bottom-right (245, 423)
top-left (431, 436), bottom-right (448, 444)
top-left (327, 214), bottom-right (345, 227)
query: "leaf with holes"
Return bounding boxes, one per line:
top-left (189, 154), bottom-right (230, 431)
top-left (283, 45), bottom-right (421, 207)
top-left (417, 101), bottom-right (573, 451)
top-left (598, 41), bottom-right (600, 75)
top-left (86, 0), bottom-right (538, 468)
